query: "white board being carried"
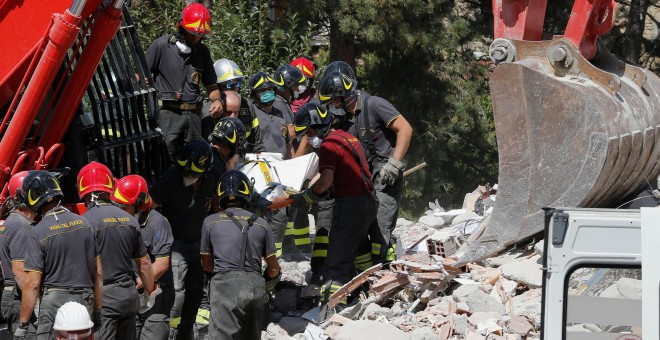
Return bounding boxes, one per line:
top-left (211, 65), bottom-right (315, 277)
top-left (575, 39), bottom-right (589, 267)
top-left (237, 152), bottom-right (319, 194)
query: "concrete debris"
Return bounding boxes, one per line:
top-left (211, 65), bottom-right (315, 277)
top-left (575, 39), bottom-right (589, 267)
top-left (272, 187), bottom-right (554, 339)
top-left (334, 320), bottom-right (408, 340)
top-left (418, 214), bottom-right (448, 228)
top-left (499, 255), bottom-right (542, 289)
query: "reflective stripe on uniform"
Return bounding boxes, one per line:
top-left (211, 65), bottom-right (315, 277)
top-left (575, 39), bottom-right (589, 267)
top-left (312, 249), bottom-right (327, 257)
top-left (371, 242), bottom-right (382, 256)
top-left (354, 252), bottom-right (373, 271)
top-left (275, 242), bottom-right (283, 257)
top-left (252, 118), bottom-right (259, 128)
top-left (294, 237), bottom-right (311, 245)
top-left (315, 236), bottom-right (329, 244)
top-left (386, 243), bottom-right (397, 261)
top-left (195, 308), bottom-right (210, 324)
top-left (170, 317), bottom-right (181, 329)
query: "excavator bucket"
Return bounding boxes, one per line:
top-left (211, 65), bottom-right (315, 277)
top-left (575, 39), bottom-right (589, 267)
top-left (455, 38), bottom-right (660, 266)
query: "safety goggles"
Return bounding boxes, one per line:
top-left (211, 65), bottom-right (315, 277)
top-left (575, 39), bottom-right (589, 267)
top-left (224, 82), bottom-right (241, 90)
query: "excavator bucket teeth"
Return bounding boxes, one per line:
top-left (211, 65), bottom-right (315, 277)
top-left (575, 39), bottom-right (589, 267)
top-left (455, 38), bottom-right (660, 266)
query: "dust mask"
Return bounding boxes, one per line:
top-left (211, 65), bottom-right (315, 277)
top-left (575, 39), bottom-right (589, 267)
top-left (310, 136), bottom-right (322, 149)
top-left (175, 41), bottom-right (191, 55)
top-left (183, 177), bottom-right (198, 187)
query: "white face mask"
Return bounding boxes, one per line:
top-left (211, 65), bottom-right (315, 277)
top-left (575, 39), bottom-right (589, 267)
top-left (298, 85), bottom-right (307, 94)
top-left (183, 177), bottom-right (198, 187)
top-left (175, 41), bottom-right (191, 54)
top-left (310, 136), bottom-right (323, 149)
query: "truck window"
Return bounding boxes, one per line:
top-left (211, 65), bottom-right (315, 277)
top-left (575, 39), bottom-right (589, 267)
top-left (565, 266), bottom-right (642, 338)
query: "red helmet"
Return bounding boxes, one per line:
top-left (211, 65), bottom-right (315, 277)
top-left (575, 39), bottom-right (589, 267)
top-left (77, 161), bottom-right (114, 199)
top-left (111, 175), bottom-right (152, 212)
top-left (180, 3), bottom-right (212, 36)
top-left (8, 171), bottom-right (29, 201)
top-left (291, 57), bottom-right (315, 78)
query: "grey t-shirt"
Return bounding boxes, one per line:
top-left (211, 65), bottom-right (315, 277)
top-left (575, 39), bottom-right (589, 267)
top-left (85, 203), bottom-right (147, 285)
top-left (272, 95), bottom-right (294, 126)
top-left (24, 207), bottom-right (97, 288)
top-left (0, 212), bottom-right (32, 286)
top-left (255, 106), bottom-right (289, 157)
top-left (348, 91), bottom-right (402, 161)
top-left (200, 208), bottom-right (276, 273)
top-left (140, 210), bottom-right (174, 284)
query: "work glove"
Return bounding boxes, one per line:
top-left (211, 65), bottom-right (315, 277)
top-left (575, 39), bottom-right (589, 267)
top-left (380, 157), bottom-right (405, 186)
top-left (13, 323), bottom-right (28, 340)
top-left (92, 310), bottom-right (102, 333)
top-left (290, 188), bottom-right (324, 207)
top-left (264, 270), bottom-right (282, 293)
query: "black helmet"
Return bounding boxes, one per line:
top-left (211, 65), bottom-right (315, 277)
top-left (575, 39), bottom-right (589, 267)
top-left (294, 103), bottom-right (333, 139)
top-left (248, 72), bottom-right (276, 96)
top-left (176, 140), bottom-right (213, 177)
top-left (217, 170), bottom-right (253, 208)
top-left (318, 70), bottom-right (357, 103)
top-left (323, 61), bottom-right (355, 80)
top-left (21, 170), bottom-right (64, 213)
top-left (273, 65), bottom-right (306, 91)
top-left (208, 117), bottom-right (247, 157)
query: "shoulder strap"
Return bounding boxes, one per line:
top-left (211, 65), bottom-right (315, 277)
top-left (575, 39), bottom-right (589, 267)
top-left (337, 135), bottom-right (374, 193)
top-left (359, 94), bottom-right (377, 164)
top-left (225, 211), bottom-right (258, 271)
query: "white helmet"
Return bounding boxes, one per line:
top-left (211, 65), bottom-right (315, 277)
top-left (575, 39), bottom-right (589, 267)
top-left (53, 302), bottom-right (94, 332)
top-left (214, 58), bottom-right (244, 86)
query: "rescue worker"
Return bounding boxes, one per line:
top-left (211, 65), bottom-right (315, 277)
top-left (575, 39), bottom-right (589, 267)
top-left (15, 171), bottom-right (103, 340)
top-left (0, 171), bottom-right (37, 337)
top-left (319, 69), bottom-right (413, 265)
top-left (247, 72), bottom-right (292, 258)
top-left (290, 56), bottom-right (319, 113)
top-left (194, 117), bottom-right (247, 338)
top-left (272, 64), bottom-right (306, 143)
top-left (110, 174), bottom-right (174, 340)
top-left (201, 58), bottom-right (264, 153)
top-left (78, 162), bottom-right (155, 340)
top-left (150, 140), bottom-right (219, 340)
top-left (200, 170), bottom-right (280, 339)
top-left (208, 117), bottom-right (248, 178)
top-left (53, 302), bottom-right (94, 340)
top-left (290, 103), bottom-right (378, 311)
top-left (146, 3), bottom-right (222, 160)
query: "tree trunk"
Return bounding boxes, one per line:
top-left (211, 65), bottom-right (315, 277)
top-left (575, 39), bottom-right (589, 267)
top-left (625, 0), bottom-right (650, 65)
top-left (329, 16), bottom-right (356, 71)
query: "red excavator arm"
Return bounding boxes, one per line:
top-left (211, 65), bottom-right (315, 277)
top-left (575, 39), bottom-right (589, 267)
top-left (0, 0), bottom-right (166, 210)
top-left (456, 0), bottom-right (660, 265)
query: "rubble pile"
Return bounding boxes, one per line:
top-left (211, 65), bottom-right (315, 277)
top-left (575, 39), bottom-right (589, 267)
top-left (264, 185), bottom-right (549, 339)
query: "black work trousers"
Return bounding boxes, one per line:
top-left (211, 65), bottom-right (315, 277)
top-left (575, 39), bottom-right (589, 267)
top-left (98, 279), bottom-right (139, 340)
top-left (38, 287), bottom-right (94, 340)
top-left (324, 193), bottom-right (378, 284)
top-left (158, 108), bottom-right (202, 161)
top-left (209, 271), bottom-right (266, 340)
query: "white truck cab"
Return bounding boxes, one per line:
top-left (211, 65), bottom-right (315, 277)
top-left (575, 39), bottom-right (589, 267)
top-left (541, 207), bottom-right (660, 339)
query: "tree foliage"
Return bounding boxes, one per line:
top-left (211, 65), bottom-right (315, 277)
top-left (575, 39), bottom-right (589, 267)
top-left (129, 0), bottom-right (316, 77)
